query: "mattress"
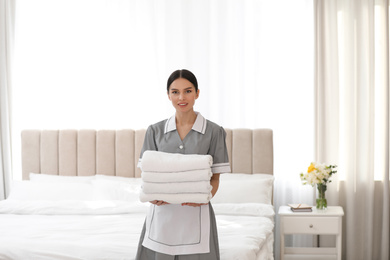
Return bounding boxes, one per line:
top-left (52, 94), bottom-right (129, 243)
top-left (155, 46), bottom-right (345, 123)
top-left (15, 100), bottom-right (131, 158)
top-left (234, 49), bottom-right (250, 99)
top-left (0, 174), bottom-right (275, 259)
top-left (0, 200), bottom-right (274, 260)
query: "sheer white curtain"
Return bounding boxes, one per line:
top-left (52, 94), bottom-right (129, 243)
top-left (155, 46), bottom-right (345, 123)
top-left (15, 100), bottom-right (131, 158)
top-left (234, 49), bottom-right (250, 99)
top-left (12, 0), bottom-right (314, 258)
top-left (0, 0), bottom-right (15, 200)
top-left (315, 0), bottom-right (390, 259)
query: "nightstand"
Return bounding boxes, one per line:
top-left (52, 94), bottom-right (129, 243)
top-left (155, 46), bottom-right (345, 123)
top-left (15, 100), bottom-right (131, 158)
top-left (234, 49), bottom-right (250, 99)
top-left (279, 206), bottom-right (344, 260)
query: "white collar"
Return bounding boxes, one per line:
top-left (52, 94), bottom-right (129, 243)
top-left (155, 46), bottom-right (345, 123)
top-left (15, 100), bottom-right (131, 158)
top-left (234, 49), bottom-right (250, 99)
top-left (164, 112), bottom-right (207, 134)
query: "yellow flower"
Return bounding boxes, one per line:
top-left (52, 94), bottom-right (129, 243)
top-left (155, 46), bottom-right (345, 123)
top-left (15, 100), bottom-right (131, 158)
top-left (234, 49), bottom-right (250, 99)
top-left (308, 163), bottom-right (316, 173)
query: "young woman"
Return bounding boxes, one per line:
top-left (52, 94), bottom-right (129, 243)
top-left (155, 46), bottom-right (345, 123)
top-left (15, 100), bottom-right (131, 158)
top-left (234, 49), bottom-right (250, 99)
top-left (135, 69), bottom-right (231, 260)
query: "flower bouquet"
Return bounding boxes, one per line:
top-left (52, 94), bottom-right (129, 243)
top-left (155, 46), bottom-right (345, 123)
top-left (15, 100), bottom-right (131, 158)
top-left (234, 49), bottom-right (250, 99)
top-left (300, 162), bottom-right (337, 210)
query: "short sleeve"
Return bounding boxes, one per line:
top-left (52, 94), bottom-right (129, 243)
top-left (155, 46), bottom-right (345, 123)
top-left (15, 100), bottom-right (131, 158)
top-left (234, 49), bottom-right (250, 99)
top-left (209, 127), bottom-right (231, 174)
top-left (137, 125), bottom-right (157, 167)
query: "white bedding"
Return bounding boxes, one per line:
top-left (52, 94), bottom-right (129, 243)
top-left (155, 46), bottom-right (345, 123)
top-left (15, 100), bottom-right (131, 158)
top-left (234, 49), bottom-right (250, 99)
top-left (0, 200), bottom-right (274, 260)
top-left (0, 174), bottom-right (275, 259)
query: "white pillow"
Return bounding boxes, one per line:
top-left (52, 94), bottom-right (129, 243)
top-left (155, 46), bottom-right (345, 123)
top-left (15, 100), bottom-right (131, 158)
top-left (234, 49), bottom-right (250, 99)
top-left (211, 173), bottom-right (274, 204)
top-left (29, 173), bottom-right (95, 183)
top-left (95, 174), bottom-right (141, 184)
top-left (92, 179), bottom-right (142, 202)
top-left (8, 181), bottom-right (96, 201)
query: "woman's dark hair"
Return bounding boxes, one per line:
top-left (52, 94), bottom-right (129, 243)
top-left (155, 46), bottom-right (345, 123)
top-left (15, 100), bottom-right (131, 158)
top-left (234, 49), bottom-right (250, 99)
top-left (167, 69), bottom-right (198, 92)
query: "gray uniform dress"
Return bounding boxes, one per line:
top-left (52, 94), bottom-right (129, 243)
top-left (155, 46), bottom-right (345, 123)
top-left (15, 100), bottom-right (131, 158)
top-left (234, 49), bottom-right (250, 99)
top-left (135, 112), bottom-right (231, 260)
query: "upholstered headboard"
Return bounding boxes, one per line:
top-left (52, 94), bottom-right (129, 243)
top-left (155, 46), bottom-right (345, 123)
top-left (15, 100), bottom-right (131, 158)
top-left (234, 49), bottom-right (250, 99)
top-left (21, 129), bottom-right (273, 180)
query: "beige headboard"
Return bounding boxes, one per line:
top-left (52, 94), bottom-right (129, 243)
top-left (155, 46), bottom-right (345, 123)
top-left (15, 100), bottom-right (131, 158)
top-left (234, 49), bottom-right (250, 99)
top-left (21, 129), bottom-right (273, 180)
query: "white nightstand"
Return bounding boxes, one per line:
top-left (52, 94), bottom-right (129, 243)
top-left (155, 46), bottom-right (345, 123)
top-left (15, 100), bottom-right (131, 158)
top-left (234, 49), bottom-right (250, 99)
top-left (279, 206), bottom-right (344, 260)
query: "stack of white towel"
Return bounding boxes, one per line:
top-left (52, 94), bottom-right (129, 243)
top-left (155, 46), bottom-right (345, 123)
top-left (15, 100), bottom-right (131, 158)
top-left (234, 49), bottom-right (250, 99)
top-left (139, 151), bottom-right (213, 204)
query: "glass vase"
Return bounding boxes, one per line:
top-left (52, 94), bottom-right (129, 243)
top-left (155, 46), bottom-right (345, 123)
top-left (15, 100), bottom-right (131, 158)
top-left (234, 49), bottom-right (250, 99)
top-left (316, 183), bottom-right (327, 210)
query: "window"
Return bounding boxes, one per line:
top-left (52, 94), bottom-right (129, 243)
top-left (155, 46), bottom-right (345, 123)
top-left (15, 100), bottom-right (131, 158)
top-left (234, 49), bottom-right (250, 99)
top-left (12, 0), bottom-right (314, 180)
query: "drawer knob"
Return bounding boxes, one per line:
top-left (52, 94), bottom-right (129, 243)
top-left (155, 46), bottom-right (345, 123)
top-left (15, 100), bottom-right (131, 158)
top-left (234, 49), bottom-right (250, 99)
top-left (309, 224), bottom-right (313, 228)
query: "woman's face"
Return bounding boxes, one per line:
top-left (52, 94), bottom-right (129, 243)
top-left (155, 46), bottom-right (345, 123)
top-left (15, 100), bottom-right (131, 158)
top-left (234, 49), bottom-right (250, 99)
top-left (167, 78), bottom-right (199, 113)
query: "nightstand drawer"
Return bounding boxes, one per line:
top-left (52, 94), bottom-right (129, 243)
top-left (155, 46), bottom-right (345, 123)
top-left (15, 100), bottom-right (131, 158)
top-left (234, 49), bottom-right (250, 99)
top-left (282, 217), bottom-right (339, 234)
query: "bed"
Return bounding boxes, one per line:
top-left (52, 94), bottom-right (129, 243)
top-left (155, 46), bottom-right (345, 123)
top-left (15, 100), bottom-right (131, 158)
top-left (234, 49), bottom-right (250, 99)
top-left (0, 128), bottom-right (274, 260)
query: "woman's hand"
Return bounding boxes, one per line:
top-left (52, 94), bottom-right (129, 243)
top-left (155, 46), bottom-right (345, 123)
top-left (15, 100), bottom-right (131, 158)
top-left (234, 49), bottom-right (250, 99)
top-left (150, 200), bottom-right (169, 206)
top-left (181, 202), bottom-right (208, 207)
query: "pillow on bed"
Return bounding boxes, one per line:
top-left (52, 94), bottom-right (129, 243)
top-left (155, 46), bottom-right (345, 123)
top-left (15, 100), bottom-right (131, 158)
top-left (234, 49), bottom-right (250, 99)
top-left (29, 173), bottom-right (95, 183)
top-left (95, 174), bottom-right (141, 184)
top-left (8, 181), bottom-right (96, 201)
top-left (211, 173), bottom-right (274, 204)
top-left (92, 179), bottom-right (142, 202)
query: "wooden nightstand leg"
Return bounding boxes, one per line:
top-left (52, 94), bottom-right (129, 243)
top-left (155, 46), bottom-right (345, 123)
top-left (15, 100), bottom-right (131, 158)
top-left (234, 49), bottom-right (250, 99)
top-left (280, 216), bottom-right (285, 260)
top-left (337, 217), bottom-right (342, 260)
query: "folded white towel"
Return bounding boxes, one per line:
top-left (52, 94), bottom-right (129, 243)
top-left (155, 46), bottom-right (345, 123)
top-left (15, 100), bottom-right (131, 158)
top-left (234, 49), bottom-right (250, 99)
top-left (141, 169), bottom-right (212, 183)
top-left (142, 181), bottom-right (212, 194)
top-left (141, 151), bottom-right (213, 172)
top-left (139, 191), bottom-right (212, 204)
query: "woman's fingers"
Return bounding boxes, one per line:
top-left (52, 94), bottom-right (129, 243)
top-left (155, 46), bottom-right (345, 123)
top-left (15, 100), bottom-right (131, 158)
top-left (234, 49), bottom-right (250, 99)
top-left (150, 200), bottom-right (169, 206)
top-left (181, 202), bottom-right (208, 207)
top-left (151, 201), bottom-right (208, 206)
